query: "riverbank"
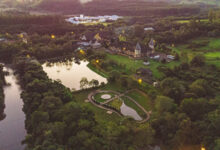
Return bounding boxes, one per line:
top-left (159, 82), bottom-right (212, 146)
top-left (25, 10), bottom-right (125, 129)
top-left (0, 64), bottom-right (5, 120)
top-left (0, 66), bottom-right (26, 150)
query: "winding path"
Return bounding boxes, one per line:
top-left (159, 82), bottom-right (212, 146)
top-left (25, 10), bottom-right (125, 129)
top-left (87, 89), bottom-right (151, 123)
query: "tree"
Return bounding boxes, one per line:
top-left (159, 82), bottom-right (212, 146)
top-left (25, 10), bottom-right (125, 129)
top-left (180, 98), bottom-right (210, 121)
top-left (155, 96), bottom-right (177, 114)
top-left (214, 139), bottom-right (220, 150)
top-left (190, 54), bottom-right (205, 67)
top-left (89, 79), bottom-right (99, 87)
top-left (189, 79), bottom-right (213, 97)
top-left (208, 9), bottom-right (215, 23)
top-left (80, 77), bottom-right (89, 89)
top-left (160, 77), bottom-right (186, 102)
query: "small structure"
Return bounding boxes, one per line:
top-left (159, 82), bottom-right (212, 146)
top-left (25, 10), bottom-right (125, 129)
top-left (18, 32), bottom-right (28, 43)
top-left (148, 38), bottom-right (156, 50)
top-left (153, 81), bottom-right (159, 87)
top-left (101, 94), bottom-right (111, 100)
top-left (144, 27), bottom-right (155, 31)
top-left (136, 68), bottom-right (153, 77)
top-left (107, 111), bottom-right (113, 114)
top-left (92, 40), bottom-right (102, 48)
top-left (135, 42), bottom-right (142, 58)
top-left (80, 35), bottom-right (87, 41)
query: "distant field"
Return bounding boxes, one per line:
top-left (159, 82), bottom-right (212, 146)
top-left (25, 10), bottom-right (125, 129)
top-left (205, 52), bottom-right (220, 59)
top-left (172, 37), bottom-right (220, 68)
top-left (178, 0), bottom-right (220, 5)
top-left (175, 19), bottom-right (209, 24)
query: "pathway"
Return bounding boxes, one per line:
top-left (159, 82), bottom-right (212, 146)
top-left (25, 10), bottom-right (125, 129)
top-left (88, 91), bottom-right (122, 116)
top-left (88, 89), bottom-right (151, 123)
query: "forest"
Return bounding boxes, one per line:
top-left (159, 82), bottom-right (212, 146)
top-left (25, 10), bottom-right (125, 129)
top-left (0, 5), bottom-right (219, 150)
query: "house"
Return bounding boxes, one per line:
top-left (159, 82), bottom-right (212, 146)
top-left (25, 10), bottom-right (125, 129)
top-left (136, 68), bottom-right (152, 77)
top-left (133, 41), bottom-right (154, 58)
top-left (80, 35), bottom-right (87, 41)
top-left (94, 33), bottom-right (102, 41)
top-left (148, 38), bottom-right (156, 50)
top-left (78, 32), bottom-right (103, 49)
top-left (18, 32), bottom-right (28, 43)
top-left (92, 40), bottom-right (102, 48)
top-left (0, 38), bottom-right (6, 42)
top-left (149, 53), bottom-right (175, 62)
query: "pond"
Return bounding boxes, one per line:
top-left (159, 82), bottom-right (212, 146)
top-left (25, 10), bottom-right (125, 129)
top-left (42, 59), bottom-right (107, 90)
top-left (0, 66), bottom-right (26, 150)
top-left (120, 102), bottom-right (142, 121)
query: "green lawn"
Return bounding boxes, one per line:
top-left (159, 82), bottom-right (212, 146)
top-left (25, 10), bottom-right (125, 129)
top-left (72, 89), bottom-right (121, 122)
top-left (205, 52), bottom-right (220, 59)
top-left (122, 96), bottom-right (146, 118)
top-left (94, 92), bottom-right (115, 103)
top-left (106, 54), bottom-right (147, 74)
top-left (127, 90), bottom-right (152, 110)
top-left (175, 19), bottom-right (209, 24)
top-left (205, 52), bottom-right (220, 68)
top-left (87, 63), bottom-right (109, 78)
top-left (106, 53), bottom-right (180, 79)
top-left (108, 98), bottom-right (123, 111)
top-left (101, 83), bottom-right (127, 93)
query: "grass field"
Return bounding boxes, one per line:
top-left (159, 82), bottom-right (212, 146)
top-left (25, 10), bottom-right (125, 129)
top-left (87, 63), bottom-right (109, 78)
top-left (106, 53), bottom-right (180, 79)
top-left (205, 52), bottom-right (220, 59)
top-left (106, 54), bottom-right (147, 74)
top-left (171, 37), bottom-right (220, 68)
top-left (175, 19), bottom-right (209, 24)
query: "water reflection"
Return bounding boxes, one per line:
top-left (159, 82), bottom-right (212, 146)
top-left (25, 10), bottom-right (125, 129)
top-left (0, 67), bottom-right (26, 150)
top-left (42, 59), bottom-right (107, 90)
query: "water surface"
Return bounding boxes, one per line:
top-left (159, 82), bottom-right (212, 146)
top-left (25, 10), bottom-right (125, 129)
top-left (42, 59), bottom-right (107, 90)
top-left (0, 67), bottom-right (26, 150)
top-left (120, 102), bottom-right (142, 121)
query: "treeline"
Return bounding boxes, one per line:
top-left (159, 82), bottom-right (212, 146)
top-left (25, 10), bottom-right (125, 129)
top-left (0, 33), bottom-right (77, 61)
top-left (0, 15), bottom-right (78, 35)
top-left (154, 18), bottom-right (220, 44)
top-left (0, 64), bottom-right (6, 120)
top-left (37, 0), bottom-right (200, 16)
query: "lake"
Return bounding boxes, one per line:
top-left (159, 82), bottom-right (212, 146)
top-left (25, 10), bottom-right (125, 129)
top-left (0, 66), bottom-right (26, 150)
top-left (42, 59), bottom-right (107, 90)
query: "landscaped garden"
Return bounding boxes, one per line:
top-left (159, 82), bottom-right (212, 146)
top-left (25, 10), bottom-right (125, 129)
top-left (93, 92), bottom-right (115, 103)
